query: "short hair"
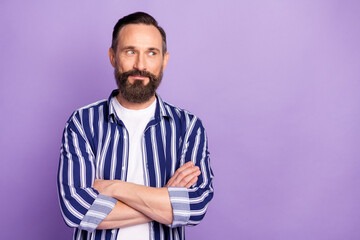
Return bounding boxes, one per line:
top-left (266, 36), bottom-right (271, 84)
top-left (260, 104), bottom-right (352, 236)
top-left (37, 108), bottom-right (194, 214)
top-left (111, 12), bottom-right (167, 55)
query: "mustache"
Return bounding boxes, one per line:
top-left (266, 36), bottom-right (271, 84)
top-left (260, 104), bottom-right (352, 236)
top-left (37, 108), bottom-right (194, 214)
top-left (121, 69), bottom-right (157, 80)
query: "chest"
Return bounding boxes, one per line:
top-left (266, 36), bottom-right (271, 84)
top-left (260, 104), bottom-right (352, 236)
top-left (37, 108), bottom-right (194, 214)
top-left (88, 120), bottom-right (183, 187)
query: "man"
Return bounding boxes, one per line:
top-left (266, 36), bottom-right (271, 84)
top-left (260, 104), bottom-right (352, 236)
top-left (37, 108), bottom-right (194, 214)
top-left (57, 12), bottom-right (214, 240)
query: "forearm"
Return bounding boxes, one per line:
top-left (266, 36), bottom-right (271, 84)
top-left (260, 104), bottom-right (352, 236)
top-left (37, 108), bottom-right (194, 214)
top-left (97, 201), bottom-right (151, 229)
top-left (93, 163), bottom-right (201, 226)
top-left (108, 181), bottom-right (173, 225)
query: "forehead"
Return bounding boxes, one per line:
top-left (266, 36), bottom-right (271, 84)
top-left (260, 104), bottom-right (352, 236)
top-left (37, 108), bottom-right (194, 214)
top-left (117, 24), bottom-right (163, 50)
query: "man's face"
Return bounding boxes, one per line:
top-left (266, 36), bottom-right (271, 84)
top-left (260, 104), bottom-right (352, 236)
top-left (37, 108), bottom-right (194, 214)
top-left (109, 24), bottom-right (169, 103)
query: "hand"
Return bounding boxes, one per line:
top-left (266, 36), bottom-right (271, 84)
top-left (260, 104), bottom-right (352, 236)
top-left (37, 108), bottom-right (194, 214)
top-left (93, 179), bottom-right (117, 197)
top-left (166, 161), bottom-right (201, 188)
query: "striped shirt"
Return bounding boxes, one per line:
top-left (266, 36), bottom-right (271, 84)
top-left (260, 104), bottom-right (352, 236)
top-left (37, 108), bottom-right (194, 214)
top-left (57, 90), bottom-right (214, 240)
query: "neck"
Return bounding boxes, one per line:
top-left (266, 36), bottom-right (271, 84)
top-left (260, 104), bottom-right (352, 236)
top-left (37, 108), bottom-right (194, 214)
top-left (116, 93), bottom-right (156, 110)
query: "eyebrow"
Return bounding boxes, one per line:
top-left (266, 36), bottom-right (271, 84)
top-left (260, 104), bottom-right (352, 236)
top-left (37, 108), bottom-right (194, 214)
top-left (122, 46), bottom-right (136, 50)
top-left (148, 47), bottom-right (161, 52)
top-left (121, 46), bottom-right (160, 52)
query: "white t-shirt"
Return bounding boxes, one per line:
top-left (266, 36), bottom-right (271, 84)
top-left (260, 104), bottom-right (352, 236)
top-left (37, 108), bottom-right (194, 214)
top-left (111, 96), bottom-right (156, 240)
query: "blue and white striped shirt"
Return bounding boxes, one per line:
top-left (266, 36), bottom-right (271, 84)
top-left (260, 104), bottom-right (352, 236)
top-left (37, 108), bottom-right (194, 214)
top-left (57, 90), bottom-right (214, 240)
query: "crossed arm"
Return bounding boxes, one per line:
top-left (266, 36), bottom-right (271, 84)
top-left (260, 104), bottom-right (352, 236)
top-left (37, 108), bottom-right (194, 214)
top-left (58, 115), bottom-right (213, 231)
top-left (94, 161), bottom-right (201, 229)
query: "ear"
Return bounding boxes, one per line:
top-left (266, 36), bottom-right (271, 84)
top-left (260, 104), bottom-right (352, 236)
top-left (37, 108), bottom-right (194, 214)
top-left (162, 52), bottom-right (170, 71)
top-left (108, 48), bottom-right (116, 68)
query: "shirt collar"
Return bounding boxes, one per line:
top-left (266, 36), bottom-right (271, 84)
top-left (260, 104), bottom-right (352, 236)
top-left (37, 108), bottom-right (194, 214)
top-left (107, 89), bottom-right (172, 123)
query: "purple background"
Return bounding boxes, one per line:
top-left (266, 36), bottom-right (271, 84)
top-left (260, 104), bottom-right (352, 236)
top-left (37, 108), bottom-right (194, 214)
top-left (1, 0), bottom-right (360, 239)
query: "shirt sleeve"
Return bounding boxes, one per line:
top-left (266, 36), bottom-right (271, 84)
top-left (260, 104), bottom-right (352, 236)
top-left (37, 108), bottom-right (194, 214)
top-left (167, 118), bottom-right (214, 228)
top-left (57, 114), bottom-right (117, 232)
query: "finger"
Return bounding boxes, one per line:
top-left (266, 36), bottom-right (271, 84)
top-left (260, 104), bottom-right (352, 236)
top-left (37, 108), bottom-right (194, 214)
top-left (168, 162), bottom-right (196, 185)
top-left (172, 161), bottom-right (194, 178)
top-left (176, 161), bottom-right (195, 173)
top-left (166, 162), bottom-right (198, 187)
top-left (166, 171), bottom-right (182, 187)
top-left (171, 166), bottom-right (200, 186)
top-left (185, 176), bottom-right (198, 188)
top-left (93, 179), bottom-right (100, 186)
top-left (178, 170), bottom-right (201, 187)
top-left (174, 167), bottom-right (199, 184)
top-left (93, 179), bottom-right (101, 190)
top-left (166, 178), bottom-right (173, 187)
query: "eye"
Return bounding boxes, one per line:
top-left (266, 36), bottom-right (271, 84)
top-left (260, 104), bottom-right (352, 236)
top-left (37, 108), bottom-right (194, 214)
top-left (126, 50), bottom-right (135, 55)
top-left (148, 51), bottom-right (156, 56)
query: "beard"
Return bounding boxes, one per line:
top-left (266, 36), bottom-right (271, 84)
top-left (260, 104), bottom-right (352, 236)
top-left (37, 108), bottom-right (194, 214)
top-left (114, 67), bottom-right (163, 103)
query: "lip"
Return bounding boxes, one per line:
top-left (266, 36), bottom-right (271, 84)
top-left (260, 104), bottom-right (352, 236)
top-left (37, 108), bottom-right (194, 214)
top-left (130, 75), bottom-right (148, 80)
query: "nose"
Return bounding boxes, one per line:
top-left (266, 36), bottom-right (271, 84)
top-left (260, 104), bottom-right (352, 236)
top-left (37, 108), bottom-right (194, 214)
top-left (134, 53), bottom-right (146, 71)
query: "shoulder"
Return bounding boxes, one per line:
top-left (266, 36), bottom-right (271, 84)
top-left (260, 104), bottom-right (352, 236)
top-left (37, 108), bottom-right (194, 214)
top-left (66, 98), bottom-right (108, 125)
top-left (161, 99), bottom-right (206, 132)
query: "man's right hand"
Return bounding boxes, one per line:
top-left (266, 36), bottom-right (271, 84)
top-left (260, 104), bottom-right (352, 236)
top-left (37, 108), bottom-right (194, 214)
top-left (166, 161), bottom-right (201, 188)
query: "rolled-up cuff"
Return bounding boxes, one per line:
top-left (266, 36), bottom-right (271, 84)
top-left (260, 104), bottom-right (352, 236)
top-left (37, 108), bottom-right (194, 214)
top-left (167, 187), bottom-right (190, 228)
top-left (79, 194), bottom-right (117, 232)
